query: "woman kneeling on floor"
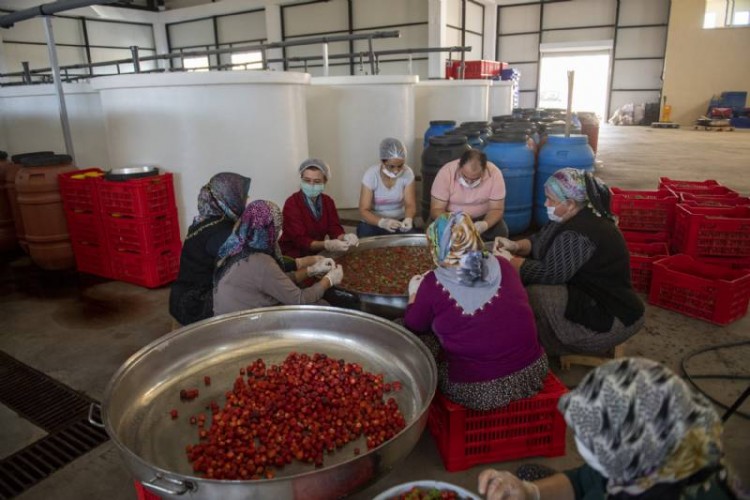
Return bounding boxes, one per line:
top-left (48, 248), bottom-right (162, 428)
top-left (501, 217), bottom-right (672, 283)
top-left (494, 167), bottom-right (644, 356)
top-left (403, 211), bottom-right (548, 411)
top-left (213, 200), bottom-right (344, 315)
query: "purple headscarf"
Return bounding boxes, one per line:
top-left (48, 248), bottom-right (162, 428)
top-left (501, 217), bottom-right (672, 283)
top-left (545, 168), bottom-right (615, 221)
top-left (190, 172), bottom-right (251, 235)
top-left (214, 200), bottom-right (283, 284)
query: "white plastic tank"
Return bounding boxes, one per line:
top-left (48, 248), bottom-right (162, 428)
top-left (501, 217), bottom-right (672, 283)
top-left (0, 83), bottom-right (110, 168)
top-left (414, 79), bottom-right (491, 161)
top-left (92, 71), bottom-right (311, 234)
top-left (489, 80), bottom-right (515, 118)
top-left (306, 75), bottom-right (418, 209)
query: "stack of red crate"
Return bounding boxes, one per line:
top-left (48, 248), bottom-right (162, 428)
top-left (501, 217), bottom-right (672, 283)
top-left (610, 187), bottom-right (676, 292)
top-left (445, 60), bottom-right (507, 79)
top-left (98, 173), bottom-right (181, 288)
top-left (59, 168), bottom-right (111, 277)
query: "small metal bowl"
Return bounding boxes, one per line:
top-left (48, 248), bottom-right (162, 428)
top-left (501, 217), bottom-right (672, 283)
top-left (105, 165), bottom-right (160, 181)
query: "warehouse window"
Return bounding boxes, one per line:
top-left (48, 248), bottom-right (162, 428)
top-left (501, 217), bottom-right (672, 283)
top-left (183, 56), bottom-right (209, 72)
top-left (704, 0), bottom-right (750, 28)
top-left (231, 51), bottom-right (263, 70)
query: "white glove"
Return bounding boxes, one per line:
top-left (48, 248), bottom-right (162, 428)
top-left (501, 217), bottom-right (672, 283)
top-left (378, 218), bottom-right (402, 233)
top-left (474, 220), bottom-right (489, 233)
top-left (307, 257), bottom-right (335, 276)
top-left (323, 239), bottom-right (350, 252)
top-left (399, 217), bottom-right (413, 232)
top-left (408, 273), bottom-right (425, 296)
top-left (478, 469), bottom-right (540, 500)
top-left (494, 236), bottom-right (519, 254)
top-left (493, 248), bottom-right (513, 261)
top-left (324, 265), bottom-right (344, 287)
top-left (342, 233), bottom-right (359, 246)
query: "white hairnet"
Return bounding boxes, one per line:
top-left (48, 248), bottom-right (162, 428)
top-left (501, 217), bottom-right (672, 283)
top-left (379, 138), bottom-right (406, 160)
top-left (298, 158), bottom-right (331, 180)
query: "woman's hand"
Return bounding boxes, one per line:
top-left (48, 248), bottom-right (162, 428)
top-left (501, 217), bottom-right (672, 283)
top-left (307, 258), bottom-right (335, 277)
top-left (378, 218), bottom-right (402, 232)
top-left (399, 217), bottom-right (413, 232)
top-left (494, 236), bottom-right (519, 254)
top-left (296, 255), bottom-right (321, 269)
top-left (324, 239), bottom-right (350, 252)
top-left (478, 470), bottom-right (540, 500)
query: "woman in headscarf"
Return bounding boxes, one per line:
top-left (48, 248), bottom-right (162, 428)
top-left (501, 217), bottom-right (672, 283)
top-left (357, 138), bottom-right (418, 237)
top-left (213, 200), bottom-right (343, 315)
top-left (478, 357), bottom-right (742, 500)
top-left (403, 212), bottom-right (547, 411)
top-left (280, 158), bottom-right (359, 258)
top-left (494, 168), bottom-right (644, 356)
top-left (169, 172), bottom-right (251, 325)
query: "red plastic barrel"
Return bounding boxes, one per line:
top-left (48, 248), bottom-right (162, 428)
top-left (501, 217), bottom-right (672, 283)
top-left (0, 151), bottom-right (18, 251)
top-left (6, 152), bottom-right (54, 253)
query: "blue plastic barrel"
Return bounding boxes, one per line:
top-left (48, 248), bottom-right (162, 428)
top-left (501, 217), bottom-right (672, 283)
top-left (535, 134), bottom-right (595, 225)
top-left (446, 129), bottom-right (484, 149)
top-left (484, 132), bottom-right (535, 235)
top-left (423, 120), bottom-right (456, 147)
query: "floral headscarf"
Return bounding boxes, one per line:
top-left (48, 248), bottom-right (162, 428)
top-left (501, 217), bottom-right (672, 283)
top-left (544, 167), bottom-right (615, 221)
top-left (425, 212), bottom-right (500, 314)
top-left (189, 172), bottom-right (252, 237)
top-left (214, 200), bottom-right (283, 285)
top-left (559, 358), bottom-right (734, 497)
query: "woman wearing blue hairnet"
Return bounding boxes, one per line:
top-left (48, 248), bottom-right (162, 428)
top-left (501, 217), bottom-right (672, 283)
top-left (357, 138), bottom-right (418, 238)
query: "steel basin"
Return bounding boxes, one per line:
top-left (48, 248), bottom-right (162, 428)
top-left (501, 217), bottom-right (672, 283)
top-left (102, 306), bottom-right (437, 499)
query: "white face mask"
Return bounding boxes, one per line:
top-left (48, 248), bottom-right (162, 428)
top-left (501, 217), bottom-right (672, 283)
top-left (459, 176), bottom-right (481, 189)
top-left (382, 167), bottom-right (402, 179)
top-left (575, 437), bottom-right (608, 477)
top-left (547, 205), bottom-right (564, 222)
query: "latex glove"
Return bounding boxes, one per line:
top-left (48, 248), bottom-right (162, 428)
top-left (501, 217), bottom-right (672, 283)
top-left (478, 470), bottom-right (540, 500)
top-left (378, 218), bottom-right (402, 233)
top-left (408, 273), bottom-right (425, 297)
top-left (494, 236), bottom-right (519, 254)
top-left (324, 265), bottom-right (344, 287)
top-left (474, 220), bottom-right (489, 233)
top-left (399, 217), bottom-right (413, 232)
top-left (323, 238), bottom-right (350, 252)
top-left (342, 233), bottom-right (359, 246)
top-left (307, 257), bottom-right (335, 277)
top-left (493, 248), bottom-right (513, 261)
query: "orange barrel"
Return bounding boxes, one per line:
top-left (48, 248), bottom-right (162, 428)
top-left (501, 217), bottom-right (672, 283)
top-left (7, 151), bottom-right (54, 253)
top-left (0, 151), bottom-right (18, 251)
top-left (577, 112), bottom-right (600, 155)
top-left (15, 154), bottom-right (77, 270)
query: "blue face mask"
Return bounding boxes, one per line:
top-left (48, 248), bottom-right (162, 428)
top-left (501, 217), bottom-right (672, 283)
top-left (301, 182), bottom-right (325, 198)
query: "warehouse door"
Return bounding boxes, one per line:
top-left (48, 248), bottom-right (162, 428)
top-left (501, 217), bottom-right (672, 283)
top-left (538, 49), bottom-right (611, 119)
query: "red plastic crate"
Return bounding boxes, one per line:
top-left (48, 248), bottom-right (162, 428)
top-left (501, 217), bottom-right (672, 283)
top-left (696, 255), bottom-right (750, 269)
top-left (611, 188), bottom-right (677, 232)
top-left (65, 210), bottom-right (106, 246)
top-left (621, 230), bottom-right (670, 243)
top-left (104, 210), bottom-right (181, 254)
top-left (134, 481), bottom-right (162, 500)
top-left (427, 372), bottom-right (568, 472)
top-left (98, 173), bottom-right (176, 217)
top-left (648, 255), bottom-right (750, 325)
top-left (110, 244), bottom-right (181, 288)
top-left (659, 177), bottom-right (737, 198)
top-left (72, 241), bottom-right (112, 278)
top-left (680, 192), bottom-right (750, 208)
top-left (627, 242), bottom-right (669, 293)
top-left (58, 168), bottom-right (104, 213)
top-left (671, 204), bottom-right (750, 258)
top-left (448, 60), bottom-right (503, 79)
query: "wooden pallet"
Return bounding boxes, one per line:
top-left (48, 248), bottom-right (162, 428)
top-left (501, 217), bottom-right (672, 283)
top-left (560, 344), bottom-right (625, 370)
top-left (651, 122), bottom-right (680, 129)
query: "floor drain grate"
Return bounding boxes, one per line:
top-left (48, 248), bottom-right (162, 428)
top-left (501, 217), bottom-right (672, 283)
top-left (0, 419), bottom-right (109, 499)
top-left (0, 352), bottom-right (110, 499)
top-left (0, 351), bottom-right (93, 432)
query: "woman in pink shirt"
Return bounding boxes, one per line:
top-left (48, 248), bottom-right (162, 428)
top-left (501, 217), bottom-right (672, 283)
top-left (430, 149), bottom-right (508, 240)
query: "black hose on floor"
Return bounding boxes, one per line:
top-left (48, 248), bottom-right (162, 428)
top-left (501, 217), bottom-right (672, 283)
top-left (680, 339), bottom-right (750, 421)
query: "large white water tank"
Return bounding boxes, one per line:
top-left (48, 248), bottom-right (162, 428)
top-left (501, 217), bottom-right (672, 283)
top-left (92, 71), bottom-right (310, 234)
top-left (414, 79), bottom-right (491, 163)
top-left (489, 80), bottom-right (516, 118)
top-left (306, 75), bottom-right (418, 209)
top-left (0, 83), bottom-right (109, 168)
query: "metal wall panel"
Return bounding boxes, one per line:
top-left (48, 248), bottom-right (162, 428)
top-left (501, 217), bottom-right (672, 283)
top-left (465, 31), bottom-right (483, 60)
top-left (352, 0), bottom-right (427, 28)
top-left (615, 26), bottom-right (666, 59)
top-left (285, 41), bottom-right (350, 59)
top-left (513, 62), bottom-right (538, 91)
top-left (446, 0), bottom-right (463, 27)
top-left (618, 0), bottom-right (669, 25)
top-left (465, 1), bottom-right (484, 33)
top-left (88, 20), bottom-right (153, 49)
top-left (612, 58), bottom-right (664, 90)
top-left (446, 26), bottom-right (463, 46)
top-left (498, 33), bottom-right (539, 62)
top-left (216, 11), bottom-right (266, 44)
top-left (168, 19), bottom-right (214, 48)
top-left (541, 27), bottom-right (615, 44)
top-left (2, 17), bottom-right (83, 45)
top-left (352, 25), bottom-right (428, 55)
top-left (283, 0), bottom-right (349, 37)
top-left (498, 4), bottom-right (539, 33)
top-left (543, 0), bottom-right (616, 29)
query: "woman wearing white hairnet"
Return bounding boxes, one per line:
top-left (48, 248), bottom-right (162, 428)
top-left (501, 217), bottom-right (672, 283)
top-left (280, 158), bottom-right (359, 258)
top-left (357, 138), bottom-right (418, 238)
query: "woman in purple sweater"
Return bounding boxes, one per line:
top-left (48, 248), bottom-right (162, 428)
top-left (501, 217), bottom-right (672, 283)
top-left (404, 212), bottom-right (548, 411)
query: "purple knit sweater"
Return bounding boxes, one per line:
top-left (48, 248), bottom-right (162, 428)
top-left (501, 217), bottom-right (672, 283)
top-left (404, 257), bottom-right (544, 384)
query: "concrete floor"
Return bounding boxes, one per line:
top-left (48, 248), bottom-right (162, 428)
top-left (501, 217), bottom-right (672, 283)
top-left (1, 124), bottom-right (749, 499)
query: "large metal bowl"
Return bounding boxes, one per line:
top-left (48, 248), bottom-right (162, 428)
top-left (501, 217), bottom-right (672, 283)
top-left (102, 306), bottom-right (437, 499)
top-left (330, 234), bottom-right (429, 318)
